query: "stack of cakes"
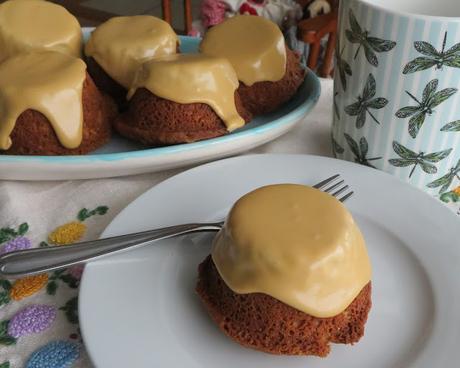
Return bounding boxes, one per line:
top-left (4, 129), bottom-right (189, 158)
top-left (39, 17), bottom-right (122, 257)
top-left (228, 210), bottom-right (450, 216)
top-left (0, 1), bottom-right (306, 155)
top-left (0, 0), bottom-right (116, 155)
top-left (113, 15), bottom-right (305, 145)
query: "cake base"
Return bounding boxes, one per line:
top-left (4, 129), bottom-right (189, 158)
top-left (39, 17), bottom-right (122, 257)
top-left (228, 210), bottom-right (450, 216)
top-left (114, 89), bottom-right (252, 146)
top-left (237, 48), bottom-right (306, 116)
top-left (196, 255), bottom-right (372, 357)
top-left (3, 73), bottom-right (116, 156)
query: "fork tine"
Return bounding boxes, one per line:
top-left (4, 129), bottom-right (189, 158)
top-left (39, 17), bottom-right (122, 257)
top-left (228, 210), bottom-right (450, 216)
top-left (339, 191), bottom-right (354, 202)
top-left (332, 185), bottom-right (349, 197)
top-left (323, 180), bottom-right (345, 193)
top-left (313, 174), bottom-right (340, 189)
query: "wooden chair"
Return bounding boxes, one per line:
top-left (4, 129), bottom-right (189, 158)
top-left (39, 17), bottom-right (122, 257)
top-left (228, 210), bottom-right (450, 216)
top-left (49, 1), bottom-right (113, 27)
top-left (296, 0), bottom-right (339, 78)
top-left (162, 0), bottom-right (193, 35)
top-left (46, 0), bottom-right (193, 35)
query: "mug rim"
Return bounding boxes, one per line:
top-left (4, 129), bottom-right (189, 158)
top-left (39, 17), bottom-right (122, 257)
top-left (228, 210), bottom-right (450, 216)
top-left (360, 0), bottom-right (460, 21)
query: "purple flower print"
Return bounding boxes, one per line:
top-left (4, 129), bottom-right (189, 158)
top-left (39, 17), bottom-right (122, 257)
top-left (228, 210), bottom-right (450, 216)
top-left (0, 236), bottom-right (31, 255)
top-left (8, 305), bottom-right (57, 338)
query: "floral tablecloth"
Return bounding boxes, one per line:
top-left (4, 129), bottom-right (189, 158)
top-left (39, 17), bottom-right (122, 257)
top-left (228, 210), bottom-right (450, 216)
top-left (0, 79), bottom-right (458, 368)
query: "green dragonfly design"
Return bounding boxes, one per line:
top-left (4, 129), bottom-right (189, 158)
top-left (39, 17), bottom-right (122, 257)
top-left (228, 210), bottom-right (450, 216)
top-left (333, 92), bottom-right (340, 120)
top-left (344, 134), bottom-right (381, 168)
top-left (441, 120), bottom-right (460, 132)
top-left (427, 159), bottom-right (460, 193)
top-left (344, 73), bottom-right (388, 128)
top-left (345, 9), bottom-right (396, 67)
top-left (403, 31), bottom-right (460, 74)
top-left (395, 79), bottom-right (457, 138)
top-left (336, 39), bottom-right (352, 91)
top-left (332, 136), bottom-right (344, 156)
top-left (388, 141), bottom-right (452, 178)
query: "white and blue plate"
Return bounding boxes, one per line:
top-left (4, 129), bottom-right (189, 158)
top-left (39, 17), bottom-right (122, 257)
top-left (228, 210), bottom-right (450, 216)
top-left (0, 35), bottom-right (320, 180)
top-left (80, 154), bottom-right (460, 368)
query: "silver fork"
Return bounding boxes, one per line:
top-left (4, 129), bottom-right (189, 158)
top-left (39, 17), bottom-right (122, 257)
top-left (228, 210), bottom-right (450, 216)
top-left (0, 175), bottom-right (353, 278)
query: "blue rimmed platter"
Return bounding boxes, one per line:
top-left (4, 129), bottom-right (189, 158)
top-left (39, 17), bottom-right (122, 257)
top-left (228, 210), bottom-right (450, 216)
top-left (0, 35), bottom-right (320, 180)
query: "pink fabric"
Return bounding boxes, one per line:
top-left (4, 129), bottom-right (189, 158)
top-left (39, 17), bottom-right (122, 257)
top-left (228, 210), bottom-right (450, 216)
top-left (201, 0), bottom-right (227, 28)
top-left (190, 0), bottom-right (303, 37)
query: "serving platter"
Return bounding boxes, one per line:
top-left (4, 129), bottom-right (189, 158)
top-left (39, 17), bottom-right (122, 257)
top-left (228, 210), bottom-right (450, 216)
top-left (80, 154), bottom-right (460, 368)
top-left (0, 33), bottom-right (320, 180)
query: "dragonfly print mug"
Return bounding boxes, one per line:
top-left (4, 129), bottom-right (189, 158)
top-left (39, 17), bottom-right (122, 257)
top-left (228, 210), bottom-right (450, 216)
top-left (332, 0), bottom-right (460, 203)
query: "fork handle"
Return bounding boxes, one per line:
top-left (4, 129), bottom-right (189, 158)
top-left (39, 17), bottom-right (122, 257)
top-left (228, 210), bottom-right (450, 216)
top-left (0, 222), bottom-right (222, 278)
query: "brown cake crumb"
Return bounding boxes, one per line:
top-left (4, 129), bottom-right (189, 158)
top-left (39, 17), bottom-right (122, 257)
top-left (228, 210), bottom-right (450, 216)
top-left (196, 255), bottom-right (372, 357)
top-left (114, 89), bottom-right (252, 146)
top-left (86, 56), bottom-right (128, 110)
top-left (2, 73), bottom-right (116, 156)
top-left (237, 47), bottom-right (306, 116)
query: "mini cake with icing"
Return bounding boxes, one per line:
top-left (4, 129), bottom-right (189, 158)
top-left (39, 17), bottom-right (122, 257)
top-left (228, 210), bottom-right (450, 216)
top-left (0, 51), bottom-right (116, 155)
top-left (115, 54), bottom-right (252, 145)
top-left (85, 15), bottom-right (179, 107)
top-left (0, 0), bottom-right (82, 62)
top-left (200, 15), bottom-right (305, 116)
top-left (196, 184), bottom-right (372, 356)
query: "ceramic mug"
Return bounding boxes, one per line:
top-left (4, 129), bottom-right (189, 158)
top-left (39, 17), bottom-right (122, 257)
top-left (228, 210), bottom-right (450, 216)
top-left (332, 0), bottom-right (460, 202)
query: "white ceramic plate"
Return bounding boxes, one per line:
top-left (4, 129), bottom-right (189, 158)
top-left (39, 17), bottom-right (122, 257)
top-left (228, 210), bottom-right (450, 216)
top-left (79, 154), bottom-right (460, 368)
top-left (0, 34), bottom-right (320, 181)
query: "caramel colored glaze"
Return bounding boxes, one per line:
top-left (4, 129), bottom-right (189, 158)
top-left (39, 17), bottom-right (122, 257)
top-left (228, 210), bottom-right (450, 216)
top-left (200, 15), bottom-right (286, 86)
top-left (3, 73), bottom-right (116, 156)
top-left (85, 15), bottom-right (179, 89)
top-left (128, 54), bottom-right (245, 131)
top-left (0, 51), bottom-right (86, 150)
top-left (0, 0), bottom-right (82, 62)
top-left (212, 184), bottom-right (372, 318)
top-left (237, 47), bottom-right (306, 115)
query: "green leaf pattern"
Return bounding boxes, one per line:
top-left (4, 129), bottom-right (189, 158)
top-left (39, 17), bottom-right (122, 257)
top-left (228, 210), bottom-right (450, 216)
top-left (0, 223), bottom-right (28, 244)
top-left (77, 206), bottom-right (109, 222)
top-left (0, 320), bottom-right (16, 346)
top-left (0, 280), bottom-right (11, 308)
top-left (60, 297), bottom-right (79, 325)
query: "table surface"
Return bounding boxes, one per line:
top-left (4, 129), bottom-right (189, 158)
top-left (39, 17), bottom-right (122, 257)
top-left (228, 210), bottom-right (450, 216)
top-left (0, 78), bottom-right (457, 368)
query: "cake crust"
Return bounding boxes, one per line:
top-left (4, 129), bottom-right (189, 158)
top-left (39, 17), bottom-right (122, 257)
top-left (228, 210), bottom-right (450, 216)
top-left (114, 88), bottom-right (252, 146)
top-left (86, 43), bottom-right (180, 110)
top-left (86, 56), bottom-right (128, 109)
top-left (196, 255), bottom-right (372, 357)
top-left (2, 73), bottom-right (116, 155)
top-left (237, 47), bottom-right (305, 116)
